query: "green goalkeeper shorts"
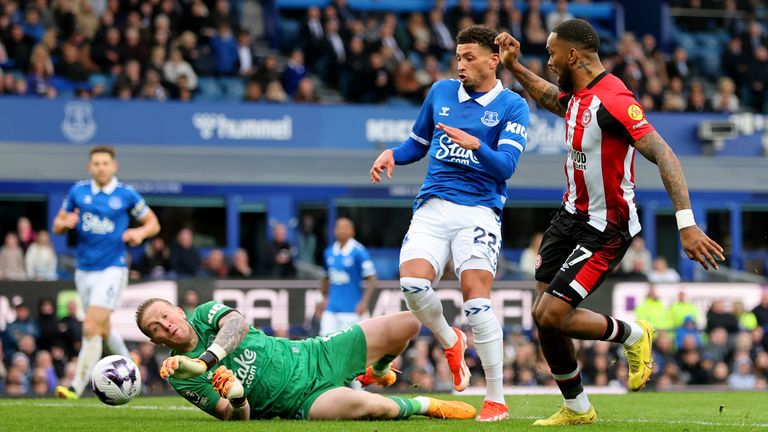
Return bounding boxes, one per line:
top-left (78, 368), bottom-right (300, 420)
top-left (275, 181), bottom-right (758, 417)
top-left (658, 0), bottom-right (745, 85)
top-left (294, 324), bottom-right (368, 419)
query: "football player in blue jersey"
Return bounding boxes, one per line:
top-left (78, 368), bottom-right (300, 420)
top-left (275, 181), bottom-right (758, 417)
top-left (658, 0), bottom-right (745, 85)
top-left (319, 217), bottom-right (377, 337)
top-left (370, 25), bottom-right (530, 422)
top-left (54, 145), bottom-right (160, 400)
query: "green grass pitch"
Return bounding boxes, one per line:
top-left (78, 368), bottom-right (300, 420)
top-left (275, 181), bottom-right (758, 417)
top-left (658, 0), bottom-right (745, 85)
top-left (2, 392), bottom-right (767, 431)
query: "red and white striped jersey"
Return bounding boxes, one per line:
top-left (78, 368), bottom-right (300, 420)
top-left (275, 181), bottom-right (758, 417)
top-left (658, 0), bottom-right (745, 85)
top-left (558, 72), bottom-right (654, 237)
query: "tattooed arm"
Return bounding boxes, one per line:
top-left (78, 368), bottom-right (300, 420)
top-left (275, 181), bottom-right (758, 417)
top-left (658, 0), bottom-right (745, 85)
top-left (633, 131), bottom-right (691, 212)
top-left (634, 131), bottom-right (724, 270)
top-left (212, 312), bottom-right (250, 354)
top-left (495, 32), bottom-right (567, 117)
top-left (510, 63), bottom-right (567, 117)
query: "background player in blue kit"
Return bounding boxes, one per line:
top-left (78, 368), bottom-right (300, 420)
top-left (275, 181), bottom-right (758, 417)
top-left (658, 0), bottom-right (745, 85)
top-left (369, 25), bottom-right (530, 422)
top-left (54, 145), bottom-right (161, 399)
top-left (319, 217), bottom-right (377, 337)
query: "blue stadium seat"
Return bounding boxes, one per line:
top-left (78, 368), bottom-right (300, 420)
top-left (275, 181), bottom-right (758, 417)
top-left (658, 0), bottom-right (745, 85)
top-left (219, 77), bottom-right (246, 101)
top-left (196, 76), bottom-right (224, 101)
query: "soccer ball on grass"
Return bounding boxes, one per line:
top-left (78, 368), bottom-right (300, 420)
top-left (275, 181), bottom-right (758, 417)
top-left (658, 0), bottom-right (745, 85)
top-left (91, 355), bottom-right (142, 405)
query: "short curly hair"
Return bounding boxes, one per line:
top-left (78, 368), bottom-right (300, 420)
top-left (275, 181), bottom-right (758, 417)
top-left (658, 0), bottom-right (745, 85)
top-left (553, 19), bottom-right (600, 53)
top-left (456, 25), bottom-right (499, 54)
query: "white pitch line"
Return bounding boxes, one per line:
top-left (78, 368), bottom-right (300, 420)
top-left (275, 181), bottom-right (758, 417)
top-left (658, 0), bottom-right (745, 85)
top-left (508, 414), bottom-right (768, 428)
top-left (1, 401), bottom-right (197, 411)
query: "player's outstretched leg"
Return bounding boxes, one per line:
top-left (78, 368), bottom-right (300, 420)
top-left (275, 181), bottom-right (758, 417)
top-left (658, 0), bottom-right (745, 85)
top-left (308, 388), bottom-right (476, 420)
top-left (625, 320), bottom-right (654, 391)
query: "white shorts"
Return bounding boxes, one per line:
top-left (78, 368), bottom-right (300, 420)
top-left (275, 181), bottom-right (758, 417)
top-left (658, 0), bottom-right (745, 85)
top-left (399, 198), bottom-right (501, 282)
top-left (74, 267), bottom-right (128, 310)
top-left (319, 311), bottom-right (363, 336)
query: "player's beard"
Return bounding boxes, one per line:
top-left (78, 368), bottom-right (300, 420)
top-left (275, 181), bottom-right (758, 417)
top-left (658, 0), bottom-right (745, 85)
top-left (557, 66), bottom-right (574, 93)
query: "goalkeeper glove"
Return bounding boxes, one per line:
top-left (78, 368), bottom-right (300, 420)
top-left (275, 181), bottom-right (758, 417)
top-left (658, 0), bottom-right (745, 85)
top-left (160, 355), bottom-right (208, 380)
top-left (212, 366), bottom-right (246, 408)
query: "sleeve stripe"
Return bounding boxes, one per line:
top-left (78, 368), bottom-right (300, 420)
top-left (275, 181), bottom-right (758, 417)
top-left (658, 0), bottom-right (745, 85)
top-left (409, 131), bottom-right (429, 146)
top-left (498, 139), bottom-right (524, 153)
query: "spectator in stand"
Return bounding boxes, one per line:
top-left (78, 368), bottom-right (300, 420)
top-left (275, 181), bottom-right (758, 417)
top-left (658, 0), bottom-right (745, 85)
top-left (733, 300), bottom-right (757, 331)
top-left (728, 355), bottom-right (757, 390)
top-left (58, 299), bottom-right (82, 360)
top-left (164, 48), bottom-right (197, 92)
top-left (700, 327), bottom-right (730, 365)
top-left (265, 222), bottom-right (296, 278)
top-left (299, 6), bottom-right (325, 70)
top-left (169, 228), bottom-right (201, 278)
top-left (209, 22), bottom-right (238, 76)
top-left (181, 288), bottom-right (200, 318)
top-left (242, 80), bottom-right (262, 102)
top-left (297, 214), bottom-right (319, 266)
top-left (620, 236), bottom-right (652, 277)
top-left (140, 68), bottom-right (167, 100)
top-left (36, 298), bottom-right (59, 353)
top-left (92, 27), bottom-right (124, 75)
top-left (135, 341), bottom-right (165, 393)
top-left (706, 300), bottom-right (739, 335)
top-left (712, 77), bottom-right (740, 113)
top-left (112, 59), bottom-right (142, 98)
top-left (25, 230), bottom-right (58, 281)
top-left (648, 257), bottom-right (681, 284)
top-left (16, 217), bottom-right (35, 251)
top-left (6, 303), bottom-right (39, 353)
top-left (293, 77), bottom-right (319, 103)
top-left (264, 79), bottom-right (288, 103)
top-left (0, 232), bottom-right (27, 280)
top-left (685, 82), bottom-right (712, 113)
top-left (753, 291), bottom-right (768, 328)
top-left (635, 286), bottom-right (674, 332)
top-left (236, 30), bottom-right (256, 77)
top-left (203, 248), bottom-right (228, 278)
top-left (546, 0), bottom-right (572, 33)
top-left (281, 49), bottom-right (308, 97)
top-left (747, 46), bottom-right (768, 113)
top-left (136, 237), bottom-right (170, 280)
top-left (669, 290), bottom-right (698, 329)
top-left (6, 24), bottom-right (35, 73)
top-left (519, 232), bottom-right (543, 279)
top-left (429, 8), bottom-right (454, 60)
top-left (319, 18), bottom-right (346, 85)
top-left (661, 76), bottom-right (687, 112)
top-left (252, 54), bottom-right (280, 90)
top-left (228, 248), bottom-right (252, 278)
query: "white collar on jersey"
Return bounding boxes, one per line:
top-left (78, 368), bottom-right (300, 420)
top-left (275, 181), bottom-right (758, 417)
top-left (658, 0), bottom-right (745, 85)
top-left (458, 79), bottom-right (504, 106)
top-left (332, 238), bottom-right (358, 256)
top-left (90, 177), bottom-right (118, 195)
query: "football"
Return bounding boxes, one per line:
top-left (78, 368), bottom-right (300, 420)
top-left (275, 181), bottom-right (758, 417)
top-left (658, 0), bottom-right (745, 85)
top-left (91, 355), bottom-right (142, 405)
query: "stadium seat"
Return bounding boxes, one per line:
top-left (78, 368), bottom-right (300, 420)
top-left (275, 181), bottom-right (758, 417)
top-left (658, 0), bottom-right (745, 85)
top-left (219, 77), bottom-right (246, 101)
top-left (196, 76), bottom-right (224, 101)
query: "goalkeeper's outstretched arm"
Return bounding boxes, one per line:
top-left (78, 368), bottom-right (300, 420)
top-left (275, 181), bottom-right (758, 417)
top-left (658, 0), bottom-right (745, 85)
top-left (211, 365), bottom-right (250, 421)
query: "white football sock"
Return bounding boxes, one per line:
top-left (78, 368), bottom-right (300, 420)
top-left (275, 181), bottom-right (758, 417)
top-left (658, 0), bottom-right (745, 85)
top-left (623, 321), bottom-right (644, 347)
top-left (72, 335), bottom-right (103, 396)
top-left (564, 392), bottom-right (591, 413)
top-left (401, 277), bottom-right (457, 348)
top-left (413, 396), bottom-right (431, 415)
top-left (464, 298), bottom-right (505, 404)
top-left (106, 328), bottom-right (130, 358)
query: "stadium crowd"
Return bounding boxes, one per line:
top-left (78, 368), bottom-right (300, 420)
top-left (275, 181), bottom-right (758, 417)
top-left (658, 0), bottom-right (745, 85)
top-left (0, 0), bottom-right (766, 112)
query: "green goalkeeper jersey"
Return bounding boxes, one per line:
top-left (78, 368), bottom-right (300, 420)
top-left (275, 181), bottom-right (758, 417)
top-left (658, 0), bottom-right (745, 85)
top-left (168, 301), bottom-right (341, 419)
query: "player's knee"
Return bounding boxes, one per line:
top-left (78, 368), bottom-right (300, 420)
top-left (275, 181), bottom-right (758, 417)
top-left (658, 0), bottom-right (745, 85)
top-left (83, 316), bottom-right (110, 338)
top-left (533, 304), bottom-right (565, 332)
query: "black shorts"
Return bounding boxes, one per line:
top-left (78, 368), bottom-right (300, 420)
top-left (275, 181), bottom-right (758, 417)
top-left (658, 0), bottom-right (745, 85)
top-left (535, 207), bottom-right (634, 307)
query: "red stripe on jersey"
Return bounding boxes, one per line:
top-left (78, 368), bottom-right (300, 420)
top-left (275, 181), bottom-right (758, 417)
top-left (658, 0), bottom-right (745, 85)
top-left (569, 95), bottom-right (593, 214)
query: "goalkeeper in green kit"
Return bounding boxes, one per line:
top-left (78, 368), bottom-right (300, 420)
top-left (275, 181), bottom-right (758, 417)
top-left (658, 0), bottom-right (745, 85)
top-left (135, 298), bottom-right (476, 421)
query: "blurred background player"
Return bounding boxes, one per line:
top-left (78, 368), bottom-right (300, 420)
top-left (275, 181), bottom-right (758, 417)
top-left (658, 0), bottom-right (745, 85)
top-left (319, 217), bottom-right (377, 337)
top-left (136, 298), bottom-right (476, 421)
top-left (370, 25), bottom-right (530, 421)
top-left (54, 145), bottom-right (160, 399)
top-left (496, 19), bottom-right (724, 425)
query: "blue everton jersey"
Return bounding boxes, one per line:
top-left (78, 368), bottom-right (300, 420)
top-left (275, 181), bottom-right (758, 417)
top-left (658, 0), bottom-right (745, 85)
top-left (323, 239), bottom-right (376, 313)
top-left (402, 79), bottom-right (529, 211)
top-left (62, 178), bottom-right (150, 271)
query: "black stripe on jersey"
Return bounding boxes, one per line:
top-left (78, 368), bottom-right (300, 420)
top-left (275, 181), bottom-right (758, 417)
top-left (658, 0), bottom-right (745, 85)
top-left (586, 71), bottom-right (609, 89)
top-left (596, 104), bottom-right (636, 145)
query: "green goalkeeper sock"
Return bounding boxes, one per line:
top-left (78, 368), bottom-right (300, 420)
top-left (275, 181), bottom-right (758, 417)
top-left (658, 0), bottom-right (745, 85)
top-left (372, 354), bottom-right (396, 376)
top-left (388, 396), bottom-right (429, 419)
